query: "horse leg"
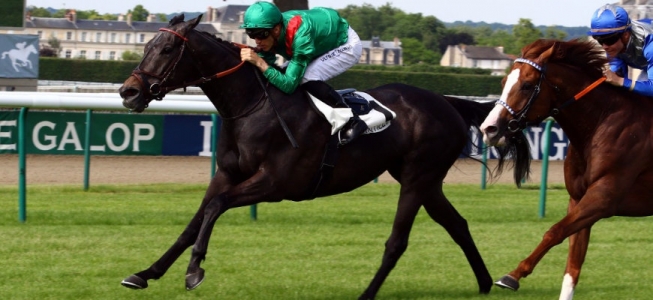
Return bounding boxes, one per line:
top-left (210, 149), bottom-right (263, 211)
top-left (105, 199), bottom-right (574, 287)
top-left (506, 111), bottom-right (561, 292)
top-left (185, 170), bottom-right (278, 290)
top-left (559, 198), bottom-right (592, 300)
top-left (121, 173), bottom-right (232, 289)
top-left (422, 186), bottom-right (493, 294)
top-left (494, 195), bottom-right (608, 291)
top-left (358, 187), bottom-right (422, 300)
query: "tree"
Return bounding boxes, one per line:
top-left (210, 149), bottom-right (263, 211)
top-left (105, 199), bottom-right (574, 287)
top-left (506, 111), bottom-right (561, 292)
top-left (47, 36), bottom-right (61, 56)
top-left (122, 51), bottom-right (143, 61)
top-left (27, 7), bottom-right (52, 18)
top-left (400, 37), bottom-right (440, 65)
top-left (543, 26), bottom-right (568, 40)
top-left (438, 29), bottom-right (476, 54)
top-left (512, 18), bottom-right (542, 54)
top-left (128, 5), bottom-right (149, 22)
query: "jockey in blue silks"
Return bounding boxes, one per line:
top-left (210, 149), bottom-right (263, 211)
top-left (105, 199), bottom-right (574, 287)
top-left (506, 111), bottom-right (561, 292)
top-left (589, 3), bottom-right (653, 96)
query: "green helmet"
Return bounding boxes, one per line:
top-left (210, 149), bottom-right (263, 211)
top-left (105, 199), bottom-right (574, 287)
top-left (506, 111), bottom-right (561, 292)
top-left (240, 2), bottom-right (282, 29)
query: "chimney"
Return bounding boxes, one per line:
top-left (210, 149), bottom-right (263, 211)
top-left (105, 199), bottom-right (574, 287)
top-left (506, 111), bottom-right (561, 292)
top-left (496, 46), bottom-right (504, 53)
top-left (25, 11), bottom-right (31, 21)
top-left (393, 37), bottom-right (399, 47)
top-left (66, 9), bottom-right (77, 22)
top-left (127, 13), bottom-right (132, 26)
top-left (206, 6), bottom-right (213, 22)
top-left (239, 11), bottom-right (244, 23)
top-left (147, 14), bottom-right (156, 22)
top-left (212, 7), bottom-right (219, 22)
top-left (118, 14), bottom-right (125, 21)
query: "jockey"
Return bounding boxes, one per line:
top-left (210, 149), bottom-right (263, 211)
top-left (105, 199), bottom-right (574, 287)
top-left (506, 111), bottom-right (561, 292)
top-left (589, 3), bottom-right (653, 96)
top-left (239, 1), bottom-right (367, 145)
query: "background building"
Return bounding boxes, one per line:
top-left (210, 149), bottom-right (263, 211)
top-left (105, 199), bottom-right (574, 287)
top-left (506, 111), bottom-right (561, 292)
top-left (0, 5), bottom-right (402, 66)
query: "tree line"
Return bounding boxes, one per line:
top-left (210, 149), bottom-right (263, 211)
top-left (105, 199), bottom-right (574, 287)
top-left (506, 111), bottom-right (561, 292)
top-left (28, 3), bottom-right (588, 65)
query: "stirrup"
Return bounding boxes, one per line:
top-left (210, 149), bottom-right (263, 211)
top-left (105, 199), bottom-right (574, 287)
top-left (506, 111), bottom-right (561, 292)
top-left (338, 117), bottom-right (368, 146)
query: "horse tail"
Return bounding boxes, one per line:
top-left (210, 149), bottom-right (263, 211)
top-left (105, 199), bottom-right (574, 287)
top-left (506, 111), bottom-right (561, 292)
top-left (1, 52), bottom-right (7, 59)
top-left (444, 96), bottom-right (532, 187)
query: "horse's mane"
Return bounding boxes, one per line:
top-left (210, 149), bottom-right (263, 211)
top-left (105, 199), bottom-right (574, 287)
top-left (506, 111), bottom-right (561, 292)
top-left (522, 39), bottom-right (608, 79)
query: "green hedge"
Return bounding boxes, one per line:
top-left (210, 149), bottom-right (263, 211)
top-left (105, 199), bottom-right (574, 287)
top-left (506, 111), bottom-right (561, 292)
top-left (40, 58), bottom-right (139, 83)
top-left (39, 58), bottom-right (502, 96)
top-left (329, 70), bottom-right (502, 96)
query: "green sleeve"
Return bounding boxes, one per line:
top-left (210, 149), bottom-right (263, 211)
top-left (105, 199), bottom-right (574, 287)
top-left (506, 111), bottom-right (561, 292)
top-left (263, 57), bottom-right (310, 94)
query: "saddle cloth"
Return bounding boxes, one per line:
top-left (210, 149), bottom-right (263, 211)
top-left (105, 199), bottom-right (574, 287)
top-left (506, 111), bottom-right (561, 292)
top-left (308, 90), bottom-right (397, 135)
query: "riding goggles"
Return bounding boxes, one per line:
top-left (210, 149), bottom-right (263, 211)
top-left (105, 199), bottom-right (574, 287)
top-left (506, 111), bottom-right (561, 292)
top-left (592, 32), bottom-right (622, 46)
top-left (246, 29), bottom-right (271, 40)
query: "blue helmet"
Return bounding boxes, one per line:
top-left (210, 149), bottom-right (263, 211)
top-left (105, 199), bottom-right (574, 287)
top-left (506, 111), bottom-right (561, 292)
top-left (588, 4), bottom-right (631, 36)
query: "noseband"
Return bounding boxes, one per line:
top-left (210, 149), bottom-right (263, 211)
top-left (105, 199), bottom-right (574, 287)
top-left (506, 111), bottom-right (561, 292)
top-left (498, 57), bottom-right (606, 132)
top-left (131, 28), bottom-right (247, 100)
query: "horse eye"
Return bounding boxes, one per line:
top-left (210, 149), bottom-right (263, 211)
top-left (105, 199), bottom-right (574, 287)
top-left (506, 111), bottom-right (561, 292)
top-left (521, 82), bottom-right (534, 91)
top-left (162, 46), bottom-right (173, 54)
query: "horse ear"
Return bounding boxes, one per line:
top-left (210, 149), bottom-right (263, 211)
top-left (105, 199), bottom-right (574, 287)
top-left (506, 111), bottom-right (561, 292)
top-left (188, 14), bottom-right (203, 29)
top-left (169, 14), bottom-right (185, 26)
top-left (538, 41), bottom-right (560, 64)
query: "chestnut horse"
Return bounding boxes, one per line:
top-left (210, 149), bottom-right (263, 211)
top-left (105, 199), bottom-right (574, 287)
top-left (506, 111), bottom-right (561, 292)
top-left (481, 38), bottom-right (653, 299)
top-left (118, 14), bottom-right (528, 299)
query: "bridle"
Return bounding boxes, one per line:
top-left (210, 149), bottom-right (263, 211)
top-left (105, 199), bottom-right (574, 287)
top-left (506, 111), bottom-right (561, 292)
top-left (130, 27), bottom-right (247, 100)
top-left (498, 57), bottom-right (606, 132)
top-left (130, 26), bottom-right (299, 148)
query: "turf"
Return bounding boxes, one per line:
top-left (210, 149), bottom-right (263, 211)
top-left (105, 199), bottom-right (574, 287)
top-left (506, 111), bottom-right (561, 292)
top-left (0, 183), bottom-right (651, 299)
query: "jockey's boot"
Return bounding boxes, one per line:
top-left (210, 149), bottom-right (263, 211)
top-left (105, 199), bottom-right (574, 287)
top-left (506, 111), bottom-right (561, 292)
top-left (302, 80), bottom-right (368, 145)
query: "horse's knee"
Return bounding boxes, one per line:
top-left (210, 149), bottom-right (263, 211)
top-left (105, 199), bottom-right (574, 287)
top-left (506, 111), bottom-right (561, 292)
top-left (383, 238), bottom-right (408, 260)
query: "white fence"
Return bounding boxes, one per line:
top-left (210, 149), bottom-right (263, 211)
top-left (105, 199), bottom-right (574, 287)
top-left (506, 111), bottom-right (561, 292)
top-left (0, 92), bottom-right (216, 113)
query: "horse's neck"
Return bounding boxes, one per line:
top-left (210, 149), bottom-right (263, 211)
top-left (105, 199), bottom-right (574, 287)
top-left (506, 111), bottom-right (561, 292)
top-left (555, 88), bottom-right (630, 147)
top-left (200, 63), bottom-right (267, 118)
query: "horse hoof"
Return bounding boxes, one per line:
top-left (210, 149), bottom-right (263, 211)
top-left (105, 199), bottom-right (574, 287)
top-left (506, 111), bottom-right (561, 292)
top-left (185, 268), bottom-right (205, 290)
top-left (121, 274), bottom-right (148, 289)
top-left (494, 275), bottom-right (519, 291)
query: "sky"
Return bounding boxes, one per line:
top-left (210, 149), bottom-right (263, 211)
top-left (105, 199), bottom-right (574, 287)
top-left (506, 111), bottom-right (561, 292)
top-left (25, 0), bottom-right (615, 27)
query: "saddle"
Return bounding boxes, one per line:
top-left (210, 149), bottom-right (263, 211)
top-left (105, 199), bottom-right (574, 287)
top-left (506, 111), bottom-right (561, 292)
top-left (308, 89), bottom-right (396, 136)
top-left (338, 88), bottom-right (372, 115)
top-left (302, 88), bottom-right (397, 198)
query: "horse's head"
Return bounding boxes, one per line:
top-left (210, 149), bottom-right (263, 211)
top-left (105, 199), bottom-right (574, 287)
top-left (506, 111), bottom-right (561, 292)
top-left (119, 14), bottom-right (204, 112)
top-left (480, 39), bottom-right (606, 146)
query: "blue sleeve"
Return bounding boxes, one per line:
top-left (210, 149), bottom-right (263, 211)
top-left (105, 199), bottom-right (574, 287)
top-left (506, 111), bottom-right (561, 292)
top-left (609, 59), bottom-right (628, 77)
top-left (624, 36), bottom-right (653, 96)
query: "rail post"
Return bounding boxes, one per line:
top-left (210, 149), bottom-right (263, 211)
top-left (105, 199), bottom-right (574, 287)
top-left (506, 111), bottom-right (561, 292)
top-left (18, 107), bottom-right (28, 223)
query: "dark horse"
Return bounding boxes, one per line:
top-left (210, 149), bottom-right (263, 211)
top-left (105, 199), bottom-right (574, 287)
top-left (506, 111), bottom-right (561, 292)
top-left (481, 38), bottom-right (653, 299)
top-left (118, 14), bottom-right (528, 299)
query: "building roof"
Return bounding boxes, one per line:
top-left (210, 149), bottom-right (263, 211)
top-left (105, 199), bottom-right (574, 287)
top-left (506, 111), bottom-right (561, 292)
top-left (361, 36), bottom-right (401, 49)
top-left (461, 45), bottom-right (510, 60)
top-left (213, 5), bottom-right (249, 25)
top-left (25, 16), bottom-right (218, 35)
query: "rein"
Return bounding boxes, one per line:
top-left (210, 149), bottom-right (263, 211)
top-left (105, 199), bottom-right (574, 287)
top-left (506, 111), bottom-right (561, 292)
top-left (135, 26), bottom-right (299, 148)
top-left (136, 28), bottom-right (247, 98)
top-left (501, 57), bottom-right (606, 132)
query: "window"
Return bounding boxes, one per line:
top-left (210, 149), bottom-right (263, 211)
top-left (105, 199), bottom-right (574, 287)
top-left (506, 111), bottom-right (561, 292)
top-left (65, 50), bottom-right (71, 58)
top-left (81, 32), bottom-right (87, 41)
top-left (109, 51), bottom-right (116, 60)
top-left (241, 33), bottom-right (247, 44)
top-left (37, 31), bottom-right (42, 39)
top-left (139, 34), bottom-right (145, 43)
top-left (125, 33), bottom-right (131, 43)
top-left (95, 51), bottom-right (101, 59)
top-left (111, 33), bottom-right (116, 43)
top-left (66, 32), bottom-right (72, 40)
top-left (226, 31), bottom-right (233, 42)
top-left (96, 32), bottom-right (102, 42)
top-left (80, 50), bottom-right (86, 59)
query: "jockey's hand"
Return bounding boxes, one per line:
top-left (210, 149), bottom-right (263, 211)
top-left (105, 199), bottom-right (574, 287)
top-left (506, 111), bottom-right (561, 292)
top-left (604, 69), bottom-right (625, 87)
top-left (240, 48), bottom-right (269, 73)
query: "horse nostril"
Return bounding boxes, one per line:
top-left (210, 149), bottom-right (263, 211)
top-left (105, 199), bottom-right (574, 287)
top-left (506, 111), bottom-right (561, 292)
top-left (484, 126), bottom-right (498, 135)
top-left (119, 87), bottom-right (140, 99)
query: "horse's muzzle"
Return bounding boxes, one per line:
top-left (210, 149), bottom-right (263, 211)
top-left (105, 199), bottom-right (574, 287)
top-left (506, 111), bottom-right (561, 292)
top-left (119, 85), bottom-right (147, 112)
